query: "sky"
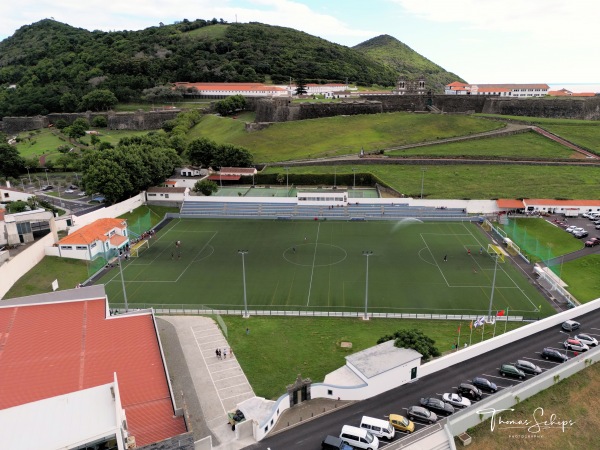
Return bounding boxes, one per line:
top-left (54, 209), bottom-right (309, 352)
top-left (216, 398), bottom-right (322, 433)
top-left (1, 0), bottom-right (599, 88)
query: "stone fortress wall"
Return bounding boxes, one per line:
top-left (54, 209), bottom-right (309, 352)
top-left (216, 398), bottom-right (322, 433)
top-left (0, 109), bottom-right (180, 135)
top-left (2, 95), bottom-right (599, 135)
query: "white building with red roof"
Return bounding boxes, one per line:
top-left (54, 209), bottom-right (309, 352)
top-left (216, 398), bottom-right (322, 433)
top-left (174, 82), bottom-right (289, 98)
top-left (0, 285), bottom-right (192, 449)
top-left (445, 82), bottom-right (549, 97)
top-left (56, 218), bottom-right (129, 260)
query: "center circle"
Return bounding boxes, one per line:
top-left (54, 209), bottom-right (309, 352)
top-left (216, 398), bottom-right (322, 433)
top-left (283, 243), bottom-right (347, 267)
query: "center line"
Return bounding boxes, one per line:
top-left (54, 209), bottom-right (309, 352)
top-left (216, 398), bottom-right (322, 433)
top-left (306, 223), bottom-right (321, 306)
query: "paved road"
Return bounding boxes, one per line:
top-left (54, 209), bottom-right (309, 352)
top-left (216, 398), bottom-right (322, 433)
top-left (244, 306), bottom-right (600, 449)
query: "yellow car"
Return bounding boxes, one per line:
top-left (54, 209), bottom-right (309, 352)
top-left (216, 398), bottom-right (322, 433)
top-left (389, 414), bottom-right (415, 433)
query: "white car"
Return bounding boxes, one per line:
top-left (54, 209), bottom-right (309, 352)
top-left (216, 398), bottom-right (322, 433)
top-left (442, 393), bottom-right (471, 408)
top-left (565, 225), bottom-right (577, 233)
top-left (567, 227), bottom-right (584, 234)
top-left (64, 189), bottom-right (75, 193)
top-left (574, 334), bottom-right (598, 347)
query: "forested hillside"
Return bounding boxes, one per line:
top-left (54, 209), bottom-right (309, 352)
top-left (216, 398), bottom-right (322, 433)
top-left (353, 35), bottom-right (465, 92)
top-left (0, 18), bottom-right (462, 118)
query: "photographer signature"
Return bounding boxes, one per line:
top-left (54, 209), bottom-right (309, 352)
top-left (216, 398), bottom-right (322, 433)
top-left (476, 407), bottom-right (575, 433)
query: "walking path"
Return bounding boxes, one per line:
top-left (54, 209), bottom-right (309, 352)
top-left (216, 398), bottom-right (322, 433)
top-left (156, 316), bottom-right (257, 450)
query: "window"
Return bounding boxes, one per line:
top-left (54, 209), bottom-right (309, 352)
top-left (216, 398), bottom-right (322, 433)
top-left (76, 246), bottom-right (87, 250)
top-left (91, 242), bottom-right (97, 248)
top-left (61, 245), bottom-right (73, 250)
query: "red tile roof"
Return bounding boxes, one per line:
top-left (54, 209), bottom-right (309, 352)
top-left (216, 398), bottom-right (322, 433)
top-left (207, 175), bottom-right (241, 181)
top-left (165, 180), bottom-right (177, 185)
top-left (446, 81), bottom-right (470, 87)
top-left (0, 298), bottom-right (186, 446)
top-left (0, 208), bottom-right (4, 221)
top-left (59, 218), bottom-right (127, 246)
top-left (147, 187), bottom-right (187, 193)
top-left (496, 199), bottom-right (525, 209)
top-left (220, 167), bottom-right (257, 174)
top-left (174, 82), bottom-right (286, 92)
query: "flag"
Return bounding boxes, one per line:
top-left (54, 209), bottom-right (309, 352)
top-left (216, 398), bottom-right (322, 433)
top-left (474, 316), bottom-right (485, 328)
top-left (497, 310), bottom-right (505, 317)
top-left (458, 324), bottom-right (461, 334)
top-left (469, 320), bottom-right (473, 330)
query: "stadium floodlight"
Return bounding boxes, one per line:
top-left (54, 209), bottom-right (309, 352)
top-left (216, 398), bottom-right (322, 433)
top-left (420, 168), bottom-right (427, 199)
top-left (362, 251), bottom-right (373, 320)
top-left (352, 168), bottom-right (357, 189)
top-left (285, 167), bottom-right (290, 191)
top-left (238, 250), bottom-right (249, 318)
top-left (487, 253), bottom-right (499, 323)
top-left (118, 251), bottom-right (129, 312)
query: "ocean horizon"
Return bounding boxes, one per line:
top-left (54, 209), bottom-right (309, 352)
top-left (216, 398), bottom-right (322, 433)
top-left (548, 83), bottom-right (600, 93)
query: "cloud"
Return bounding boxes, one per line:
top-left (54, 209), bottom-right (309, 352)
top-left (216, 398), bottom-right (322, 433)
top-left (0, 0), bottom-right (375, 43)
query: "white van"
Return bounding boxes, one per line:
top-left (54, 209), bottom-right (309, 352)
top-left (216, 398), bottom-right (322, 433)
top-left (339, 425), bottom-right (379, 450)
top-left (359, 416), bottom-right (395, 440)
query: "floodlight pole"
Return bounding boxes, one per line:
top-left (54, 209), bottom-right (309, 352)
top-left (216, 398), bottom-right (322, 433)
top-left (285, 167), bottom-right (289, 190)
top-left (238, 250), bottom-right (249, 318)
top-left (363, 251), bottom-right (373, 320)
top-left (352, 168), bottom-right (356, 189)
top-left (487, 253), bottom-right (499, 323)
top-left (420, 168), bottom-right (426, 199)
top-left (334, 166), bottom-right (337, 188)
top-left (117, 252), bottom-right (129, 312)
top-left (45, 168), bottom-right (50, 186)
top-left (25, 166), bottom-right (32, 184)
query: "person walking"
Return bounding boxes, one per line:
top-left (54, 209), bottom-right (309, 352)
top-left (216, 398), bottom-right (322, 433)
top-left (223, 348), bottom-right (227, 358)
top-left (216, 349), bottom-right (220, 359)
top-left (443, 255), bottom-right (447, 262)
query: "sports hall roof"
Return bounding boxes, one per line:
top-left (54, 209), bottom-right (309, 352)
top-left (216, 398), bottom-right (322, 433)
top-left (496, 199), bottom-right (525, 209)
top-left (0, 286), bottom-right (186, 447)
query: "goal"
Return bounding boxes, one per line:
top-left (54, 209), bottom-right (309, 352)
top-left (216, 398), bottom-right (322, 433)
top-left (129, 239), bottom-right (149, 257)
top-left (486, 244), bottom-right (506, 263)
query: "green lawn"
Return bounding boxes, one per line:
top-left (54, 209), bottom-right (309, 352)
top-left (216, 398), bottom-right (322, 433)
top-left (549, 255), bottom-right (600, 302)
top-left (14, 129), bottom-right (68, 161)
top-left (264, 165), bottom-right (600, 200)
top-left (118, 205), bottom-right (179, 227)
top-left (541, 123), bottom-right (600, 153)
top-left (187, 112), bottom-right (505, 162)
top-left (386, 132), bottom-right (578, 159)
top-left (218, 315), bottom-right (526, 399)
top-left (501, 218), bottom-right (584, 262)
top-left (3, 256), bottom-right (88, 299)
top-left (99, 219), bottom-right (551, 318)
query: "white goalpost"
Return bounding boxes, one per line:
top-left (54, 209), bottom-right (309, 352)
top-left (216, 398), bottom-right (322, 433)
top-left (129, 240), bottom-right (150, 257)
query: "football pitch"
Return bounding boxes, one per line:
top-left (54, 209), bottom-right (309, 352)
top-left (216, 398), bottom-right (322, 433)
top-left (99, 218), bottom-right (552, 317)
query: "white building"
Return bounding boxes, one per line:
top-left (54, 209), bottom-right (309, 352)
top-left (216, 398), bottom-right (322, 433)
top-left (55, 217), bottom-right (129, 260)
top-left (1, 208), bottom-right (56, 246)
top-left (174, 82), bottom-right (289, 98)
top-left (445, 81), bottom-right (549, 97)
top-left (146, 186), bottom-right (189, 203)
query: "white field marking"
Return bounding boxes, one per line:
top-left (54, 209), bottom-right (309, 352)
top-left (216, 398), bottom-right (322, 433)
top-left (215, 373), bottom-right (246, 382)
top-left (417, 247), bottom-right (438, 266)
top-left (306, 222), bottom-right (321, 307)
top-left (175, 232), bottom-right (217, 283)
top-left (420, 234), bottom-right (450, 287)
top-left (191, 325), bottom-right (227, 415)
top-left (211, 366), bottom-right (243, 375)
top-left (217, 381), bottom-right (253, 392)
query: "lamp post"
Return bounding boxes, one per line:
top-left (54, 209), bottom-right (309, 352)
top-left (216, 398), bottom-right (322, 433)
top-left (117, 251), bottom-right (129, 312)
top-left (285, 167), bottom-right (290, 191)
top-left (487, 253), bottom-right (499, 323)
top-left (25, 166), bottom-right (32, 184)
top-left (352, 168), bottom-right (357, 189)
top-left (362, 251), bottom-right (373, 320)
top-left (44, 168), bottom-right (50, 187)
top-left (238, 250), bottom-right (249, 318)
top-left (420, 168), bottom-right (426, 199)
top-left (334, 166), bottom-right (337, 188)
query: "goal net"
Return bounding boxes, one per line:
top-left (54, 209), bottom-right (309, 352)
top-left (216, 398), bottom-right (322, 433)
top-left (130, 239), bottom-right (150, 257)
top-left (486, 244), bottom-right (506, 263)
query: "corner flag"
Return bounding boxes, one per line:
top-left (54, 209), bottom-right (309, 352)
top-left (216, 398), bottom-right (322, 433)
top-left (497, 310), bottom-right (505, 317)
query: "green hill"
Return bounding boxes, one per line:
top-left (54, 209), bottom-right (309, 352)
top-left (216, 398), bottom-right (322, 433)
top-left (353, 35), bottom-right (465, 92)
top-left (0, 19), bottom-right (464, 118)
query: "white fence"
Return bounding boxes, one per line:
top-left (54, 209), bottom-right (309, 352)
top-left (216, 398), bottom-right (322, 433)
top-left (70, 193), bottom-right (145, 230)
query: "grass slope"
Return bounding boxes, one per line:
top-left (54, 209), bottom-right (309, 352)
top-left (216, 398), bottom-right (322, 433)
top-left (550, 255), bottom-right (600, 302)
top-left (264, 165), bottom-right (600, 200)
top-left (387, 132), bottom-right (579, 159)
top-left (220, 315), bottom-right (526, 399)
top-left (188, 113), bottom-right (504, 162)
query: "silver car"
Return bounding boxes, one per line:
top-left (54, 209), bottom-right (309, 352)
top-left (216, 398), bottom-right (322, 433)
top-left (442, 393), bottom-right (471, 408)
top-left (574, 334), bottom-right (598, 347)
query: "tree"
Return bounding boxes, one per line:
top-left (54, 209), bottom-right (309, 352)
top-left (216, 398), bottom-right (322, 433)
top-left (187, 138), bottom-right (218, 168)
top-left (59, 92), bottom-right (79, 112)
top-left (214, 95), bottom-right (247, 116)
top-left (7, 200), bottom-right (28, 214)
top-left (193, 179), bottom-right (218, 196)
top-left (92, 116), bottom-right (108, 128)
top-left (294, 78), bottom-right (308, 96)
top-left (82, 159), bottom-right (132, 204)
top-left (80, 89), bottom-right (118, 111)
top-left (0, 143), bottom-right (26, 178)
top-left (377, 329), bottom-right (441, 361)
top-left (90, 134), bottom-right (100, 148)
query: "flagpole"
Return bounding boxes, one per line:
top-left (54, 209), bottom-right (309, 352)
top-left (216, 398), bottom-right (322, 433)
top-left (457, 324), bottom-right (461, 351)
top-left (493, 315), bottom-right (498, 337)
top-left (504, 307), bottom-right (509, 334)
top-left (469, 320), bottom-right (473, 346)
top-left (481, 321), bottom-right (485, 342)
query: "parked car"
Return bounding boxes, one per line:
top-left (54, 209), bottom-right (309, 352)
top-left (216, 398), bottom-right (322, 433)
top-left (562, 320), bottom-right (581, 332)
top-left (596, 224), bottom-right (600, 230)
top-left (339, 425), bottom-right (379, 450)
top-left (407, 406), bottom-right (437, 424)
top-left (567, 227), bottom-right (585, 234)
top-left (64, 189), bottom-right (75, 194)
top-left (541, 347), bottom-right (569, 362)
top-left (573, 230), bottom-right (588, 239)
top-left (471, 377), bottom-right (498, 393)
top-left (41, 185), bottom-right (54, 191)
top-left (565, 225), bottom-right (578, 233)
top-left (419, 397), bottom-right (455, 416)
top-left (457, 383), bottom-right (483, 400)
top-left (582, 212), bottom-right (592, 219)
top-left (322, 435), bottom-right (353, 450)
top-left (389, 414), bottom-right (415, 434)
top-left (574, 333), bottom-right (598, 347)
top-left (584, 237), bottom-right (600, 247)
top-left (564, 338), bottom-right (589, 352)
top-left (68, 184), bottom-right (79, 190)
top-left (499, 364), bottom-right (526, 379)
top-left (515, 360), bottom-right (542, 375)
top-left (442, 393), bottom-right (471, 408)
